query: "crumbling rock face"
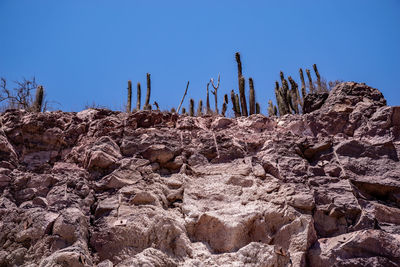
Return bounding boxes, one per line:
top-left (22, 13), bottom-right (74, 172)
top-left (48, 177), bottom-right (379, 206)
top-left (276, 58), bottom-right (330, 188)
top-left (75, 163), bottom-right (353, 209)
top-left (0, 82), bottom-right (399, 266)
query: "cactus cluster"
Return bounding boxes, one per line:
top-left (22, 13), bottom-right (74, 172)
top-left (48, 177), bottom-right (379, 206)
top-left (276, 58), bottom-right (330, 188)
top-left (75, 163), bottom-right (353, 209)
top-left (271, 63), bottom-right (326, 116)
top-left (122, 53), bottom-right (328, 119)
top-left (229, 52), bottom-right (260, 118)
top-left (125, 73), bottom-right (152, 112)
top-left (181, 52), bottom-right (262, 118)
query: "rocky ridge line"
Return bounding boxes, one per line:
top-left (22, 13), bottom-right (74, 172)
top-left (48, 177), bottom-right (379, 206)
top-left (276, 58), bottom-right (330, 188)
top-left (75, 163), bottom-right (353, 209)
top-left (0, 82), bottom-right (399, 266)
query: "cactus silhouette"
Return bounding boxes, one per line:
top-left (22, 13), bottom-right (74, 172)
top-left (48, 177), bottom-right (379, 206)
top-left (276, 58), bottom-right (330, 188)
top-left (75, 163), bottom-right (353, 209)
top-left (299, 68), bottom-right (306, 108)
top-left (249, 77), bottom-right (255, 115)
top-left (206, 82), bottom-right (211, 114)
top-left (235, 52), bottom-right (242, 79)
top-left (239, 76), bottom-right (248, 116)
top-left (235, 94), bottom-right (241, 116)
top-left (288, 76), bottom-right (300, 114)
top-left (231, 90), bottom-right (240, 117)
top-left (197, 99), bottom-right (203, 116)
top-left (275, 81), bottom-right (290, 116)
top-left (144, 73), bottom-right (151, 110)
top-left (189, 98), bottom-right (195, 116)
top-left (313, 64), bottom-right (321, 92)
top-left (256, 102), bottom-right (260, 114)
top-left (280, 71), bottom-right (285, 82)
top-left (221, 103), bottom-right (227, 117)
top-left (127, 80), bottom-right (132, 113)
top-left (235, 52), bottom-right (248, 116)
top-left (33, 85), bottom-right (44, 112)
top-left (306, 69), bottom-right (314, 93)
top-left (268, 100), bottom-right (275, 117)
top-left (136, 82), bottom-right (141, 110)
top-left (281, 73), bottom-right (291, 114)
top-left (221, 94), bottom-right (228, 116)
top-left (274, 82), bottom-right (282, 115)
top-left (182, 107), bottom-right (186, 115)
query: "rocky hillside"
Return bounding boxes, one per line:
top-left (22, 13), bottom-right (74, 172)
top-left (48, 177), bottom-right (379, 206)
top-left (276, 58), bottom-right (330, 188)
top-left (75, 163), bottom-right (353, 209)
top-left (0, 82), bottom-right (399, 266)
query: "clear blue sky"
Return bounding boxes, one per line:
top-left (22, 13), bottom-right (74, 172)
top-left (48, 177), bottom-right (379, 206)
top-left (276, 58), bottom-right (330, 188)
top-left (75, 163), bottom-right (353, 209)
top-left (1, 0), bottom-right (399, 112)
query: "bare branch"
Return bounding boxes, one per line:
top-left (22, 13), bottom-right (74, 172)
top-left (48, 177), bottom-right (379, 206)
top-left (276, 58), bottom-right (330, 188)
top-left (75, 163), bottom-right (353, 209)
top-left (210, 74), bottom-right (220, 114)
top-left (0, 76), bottom-right (44, 111)
top-left (177, 81), bottom-right (189, 113)
top-left (210, 73), bottom-right (220, 90)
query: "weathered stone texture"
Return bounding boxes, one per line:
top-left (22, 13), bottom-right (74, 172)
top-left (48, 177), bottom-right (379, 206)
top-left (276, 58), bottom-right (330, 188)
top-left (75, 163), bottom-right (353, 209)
top-left (0, 82), bottom-right (399, 266)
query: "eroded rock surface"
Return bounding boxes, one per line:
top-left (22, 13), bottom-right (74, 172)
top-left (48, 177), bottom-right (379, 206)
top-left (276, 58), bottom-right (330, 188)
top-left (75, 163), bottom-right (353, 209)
top-left (0, 82), bottom-right (399, 266)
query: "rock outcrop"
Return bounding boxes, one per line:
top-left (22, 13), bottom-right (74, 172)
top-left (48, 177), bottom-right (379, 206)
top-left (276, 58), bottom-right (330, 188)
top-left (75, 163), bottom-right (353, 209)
top-left (0, 82), bottom-right (399, 266)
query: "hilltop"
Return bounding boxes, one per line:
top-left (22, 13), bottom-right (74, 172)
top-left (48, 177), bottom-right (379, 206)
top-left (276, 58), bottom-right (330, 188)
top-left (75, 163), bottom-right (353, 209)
top-left (0, 82), bottom-right (399, 266)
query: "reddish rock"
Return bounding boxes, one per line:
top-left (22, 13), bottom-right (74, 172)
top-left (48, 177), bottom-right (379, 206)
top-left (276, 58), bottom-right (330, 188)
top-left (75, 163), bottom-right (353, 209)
top-left (0, 82), bottom-right (399, 266)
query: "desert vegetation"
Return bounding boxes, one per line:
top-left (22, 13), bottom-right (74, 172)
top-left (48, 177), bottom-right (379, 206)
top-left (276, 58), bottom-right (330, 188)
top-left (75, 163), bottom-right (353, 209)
top-left (0, 77), bottom-right (46, 112)
top-left (1, 52), bottom-right (340, 116)
top-left (123, 52), bottom-right (341, 118)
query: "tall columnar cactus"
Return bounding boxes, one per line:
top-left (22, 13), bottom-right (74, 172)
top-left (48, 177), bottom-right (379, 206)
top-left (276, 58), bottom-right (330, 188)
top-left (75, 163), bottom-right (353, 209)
top-left (313, 64), bottom-right (321, 92)
top-left (144, 73), bottom-right (151, 110)
top-left (274, 82), bottom-right (283, 116)
top-left (231, 90), bottom-right (240, 117)
top-left (235, 52), bottom-right (248, 116)
top-left (279, 71), bottom-right (290, 107)
top-left (268, 100), bottom-right (275, 117)
top-left (189, 98), bottom-right (195, 117)
top-left (235, 94), bottom-right (241, 116)
top-left (306, 69), bottom-right (314, 93)
top-left (235, 52), bottom-right (242, 79)
top-left (249, 77), bottom-right (255, 115)
top-left (288, 76), bottom-right (300, 114)
top-left (256, 102), bottom-right (260, 114)
top-left (280, 71), bottom-right (285, 82)
top-left (299, 68), bottom-right (306, 107)
top-left (221, 94), bottom-right (228, 117)
top-left (206, 82), bottom-right (211, 114)
top-left (136, 82), bottom-right (141, 110)
top-left (197, 99), bottom-right (203, 116)
top-left (127, 80), bottom-right (132, 113)
top-left (33, 85), bottom-right (44, 112)
top-left (275, 81), bottom-right (289, 116)
top-left (182, 107), bottom-right (186, 115)
top-left (239, 76), bottom-right (248, 116)
top-left (281, 75), bottom-right (291, 113)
